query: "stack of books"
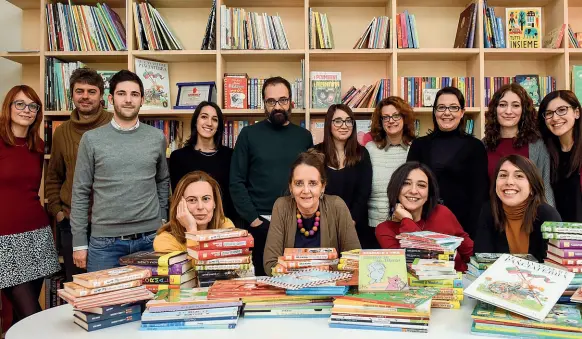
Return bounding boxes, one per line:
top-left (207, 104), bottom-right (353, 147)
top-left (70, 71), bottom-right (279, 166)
top-left (542, 222), bottom-right (582, 303)
top-left (467, 253), bottom-right (538, 281)
top-left (142, 288), bottom-right (242, 330)
top-left (397, 231), bottom-right (465, 309)
top-left (119, 251), bottom-right (195, 293)
top-left (133, 1), bottom-right (183, 50)
top-left (185, 228), bottom-right (255, 287)
top-left (329, 288), bottom-right (437, 332)
top-left (338, 249), bottom-right (360, 272)
top-left (57, 266), bottom-right (154, 331)
top-left (271, 248), bottom-right (339, 275)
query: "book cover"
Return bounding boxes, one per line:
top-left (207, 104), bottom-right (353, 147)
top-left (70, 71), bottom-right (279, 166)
top-left (72, 266), bottom-right (152, 288)
top-left (96, 70), bottom-right (116, 111)
top-left (257, 269), bottom-right (352, 290)
top-left (505, 8), bottom-right (542, 49)
top-left (185, 228), bottom-right (248, 242)
top-left (74, 312), bottom-right (141, 331)
top-left (188, 248), bottom-right (251, 260)
top-left (396, 231), bottom-right (464, 246)
top-left (119, 251), bottom-right (188, 267)
top-left (63, 280), bottom-right (142, 297)
top-left (134, 57), bottom-right (170, 109)
top-left (515, 74), bottom-right (541, 106)
top-left (140, 260), bottom-right (192, 275)
top-left (194, 235), bottom-right (254, 250)
top-left (464, 254), bottom-right (574, 322)
top-left (74, 304), bottom-right (142, 323)
top-left (358, 249), bottom-right (408, 292)
top-left (337, 288), bottom-right (438, 309)
top-left (474, 253), bottom-right (538, 264)
top-left (283, 248), bottom-right (338, 260)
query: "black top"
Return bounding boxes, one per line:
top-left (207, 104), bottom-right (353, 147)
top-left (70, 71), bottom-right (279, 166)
top-left (293, 214), bottom-right (322, 248)
top-left (474, 202), bottom-right (562, 262)
top-left (553, 149), bottom-right (582, 222)
top-left (169, 145), bottom-right (237, 221)
top-left (407, 129), bottom-right (489, 239)
top-left (315, 143), bottom-right (375, 249)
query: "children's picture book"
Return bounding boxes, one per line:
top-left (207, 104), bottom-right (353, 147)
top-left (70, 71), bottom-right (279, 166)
top-left (474, 253), bottom-right (538, 264)
top-left (505, 8), bottom-right (542, 48)
top-left (257, 269), bottom-right (352, 290)
top-left (464, 254), bottom-right (574, 322)
top-left (337, 287), bottom-right (439, 309)
top-left (134, 57), bottom-right (171, 109)
top-left (515, 74), bottom-right (541, 106)
top-left (96, 70), bottom-right (116, 111)
top-left (358, 249), bottom-right (408, 292)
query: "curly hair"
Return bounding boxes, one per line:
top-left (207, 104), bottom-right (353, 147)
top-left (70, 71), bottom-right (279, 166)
top-left (484, 83), bottom-right (540, 151)
top-left (370, 96), bottom-right (416, 149)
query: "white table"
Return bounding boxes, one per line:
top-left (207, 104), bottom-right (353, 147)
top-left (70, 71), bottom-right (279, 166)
top-left (6, 298), bottom-right (487, 339)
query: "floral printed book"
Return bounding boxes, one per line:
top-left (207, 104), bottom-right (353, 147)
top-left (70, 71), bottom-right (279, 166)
top-left (358, 249), bottom-right (408, 292)
top-left (257, 269), bottom-right (352, 290)
top-left (464, 254), bottom-right (574, 322)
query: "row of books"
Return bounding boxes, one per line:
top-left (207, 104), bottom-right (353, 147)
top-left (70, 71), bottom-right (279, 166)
top-left (484, 75), bottom-right (556, 107)
top-left (43, 271), bottom-right (66, 310)
top-left (400, 77), bottom-right (476, 108)
top-left (354, 16), bottom-right (390, 49)
top-left (309, 10), bottom-right (335, 49)
top-left (45, 2), bottom-right (126, 52)
top-left (220, 6), bottom-right (289, 50)
top-left (453, 3), bottom-right (478, 48)
top-left (396, 11), bottom-right (419, 49)
top-left (272, 248), bottom-right (339, 275)
top-left (341, 79), bottom-right (391, 109)
top-left (133, 1), bottom-right (183, 51)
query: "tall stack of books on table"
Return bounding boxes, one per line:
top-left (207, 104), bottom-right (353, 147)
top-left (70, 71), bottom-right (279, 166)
top-left (397, 231), bottom-right (464, 309)
top-left (142, 288), bottom-right (242, 330)
top-left (271, 248), bottom-right (339, 275)
top-left (119, 251), bottom-right (195, 293)
top-left (186, 228), bottom-right (255, 287)
top-left (56, 266), bottom-right (154, 331)
top-left (542, 222), bottom-right (582, 304)
top-left (465, 253), bottom-right (575, 337)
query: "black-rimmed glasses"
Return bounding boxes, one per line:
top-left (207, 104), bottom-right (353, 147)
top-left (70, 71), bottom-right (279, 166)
top-left (381, 113), bottom-right (403, 123)
top-left (332, 118), bottom-right (354, 127)
top-left (542, 105), bottom-right (572, 120)
top-left (434, 105), bottom-right (461, 113)
top-left (265, 97), bottom-right (290, 107)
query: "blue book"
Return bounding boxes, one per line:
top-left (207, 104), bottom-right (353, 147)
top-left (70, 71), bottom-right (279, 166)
top-left (74, 304), bottom-right (142, 323)
top-left (140, 322), bottom-right (237, 330)
top-left (286, 286), bottom-right (349, 296)
top-left (329, 322), bottom-right (427, 333)
top-left (74, 312), bottom-right (141, 332)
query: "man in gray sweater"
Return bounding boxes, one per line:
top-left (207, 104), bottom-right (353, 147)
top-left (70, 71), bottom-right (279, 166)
top-left (70, 70), bottom-right (170, 272)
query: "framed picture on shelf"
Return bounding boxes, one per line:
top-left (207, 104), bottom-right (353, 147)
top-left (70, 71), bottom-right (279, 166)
top-left (174, 82), bottom-right (217, 110)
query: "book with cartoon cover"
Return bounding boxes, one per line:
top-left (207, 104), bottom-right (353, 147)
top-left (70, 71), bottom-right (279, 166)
top-left (257, 269), bottom-right (351, 290)
top-left (464, 254), bottom-right (574, 322)
top-left (336, 287), bottom-right (438, 309)
top-left (358, 249), bottom-right (408, 292)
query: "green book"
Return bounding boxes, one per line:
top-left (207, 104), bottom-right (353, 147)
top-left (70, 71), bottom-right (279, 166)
top-left (358, 249), bottom-right (408, 292)
top-left (339, 288), bottom-right (439, 309)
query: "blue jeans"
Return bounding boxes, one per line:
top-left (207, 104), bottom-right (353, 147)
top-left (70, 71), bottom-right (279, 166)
top-left (87, 232), bottom-right (156, 272)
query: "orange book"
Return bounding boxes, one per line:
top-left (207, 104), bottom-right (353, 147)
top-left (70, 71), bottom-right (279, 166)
top-left (194, 235), bottom-right (254, 250)
top-left (283, 248), bottom-right (338, 260)
top-left (186, 228), bottom-right (248, 242)
top-left (188, 248), bottom-right (251, 260)
top-left (277, 258), bottom-right (339, 269)
top-left (63, 280), bottom-right (142, 297)
top-left (72, 265), bottom-right (151, 288)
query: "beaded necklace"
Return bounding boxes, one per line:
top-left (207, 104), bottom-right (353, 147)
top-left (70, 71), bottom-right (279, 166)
top-left (296, 209), bottom-right (320, 237)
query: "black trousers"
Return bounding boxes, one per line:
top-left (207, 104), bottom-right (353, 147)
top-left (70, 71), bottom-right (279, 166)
top-left (57, 218), bottom-right (87, 282)
top-left (245, 217), bottom-right (270, 277)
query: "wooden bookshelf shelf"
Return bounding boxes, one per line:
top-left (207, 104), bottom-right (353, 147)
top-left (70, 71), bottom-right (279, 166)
top-left (44, 111), bottom-right (70, 117)
top-left (0, 52), bottom-right (40, 64)
top-left (147, 0), bottom-right (215, 8)
top-left (133, 50), bottom-right (217, 63)
top-left (44, 51), bottom-right (129, 63)
top-left (397, 48), bottom-right (479, 61)
top-left (309, 0), bottom-right (389, 7)
top-left (484, 48), bottom-right (564, 61)
top-left (222, 0), bottom-right (304, 7)
top-left (309, 49), bottom-right (392, 61)
top-left (221, 50), bottom-right (306, 62)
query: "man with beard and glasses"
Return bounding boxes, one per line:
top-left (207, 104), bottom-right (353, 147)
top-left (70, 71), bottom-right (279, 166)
top-left (45, 68), bottom-right (113, 281)
top-left (70, 70), bottom-right (170, 272)
top-left (230, 76), bottom-right (313, 276)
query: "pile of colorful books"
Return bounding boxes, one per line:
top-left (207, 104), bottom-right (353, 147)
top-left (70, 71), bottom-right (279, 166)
top-left (467, 253), bottom-right (538, 281)
top-left (186, 228), bottom-right (255, 287)
top-left (57, 266), bottom-right (154, 331)
top-left (338, 249), bottom-right (360, 271)
top-left (271, 248), bottom-right (339, 275)
top-left (119, 251), bottom-right (195, 293)
top-left (329, 288), bottom-right (437, 332)
top-left (142, 288), bottom-right (242, 330)
top-left (542, 222), bottom-right (582, 304)
top-left (396, 231), bottom-right (464, 309)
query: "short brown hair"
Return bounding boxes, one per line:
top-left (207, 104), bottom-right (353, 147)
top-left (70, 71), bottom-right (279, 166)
top-left (0, 85), bottom-right (44, 153)
top-left (288, 149), bottom-right (327, 187)
top-left (370, 96), bottom-right (416, 149)
top-left (158, 171), bottom-right (226, 245)
top-left (69, 67), bottom-right (105, 96)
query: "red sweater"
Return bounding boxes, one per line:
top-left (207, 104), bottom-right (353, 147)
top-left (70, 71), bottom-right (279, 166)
top-left (0, 138), bottom-right (49, 236)
top-left (487, 138), bottom-right (529, 179)
top-left (375, 204), bottom-right (474, 272)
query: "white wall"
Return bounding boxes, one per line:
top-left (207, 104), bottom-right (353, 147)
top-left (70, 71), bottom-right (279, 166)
top-left (0, 1), bottom-right (22, 99)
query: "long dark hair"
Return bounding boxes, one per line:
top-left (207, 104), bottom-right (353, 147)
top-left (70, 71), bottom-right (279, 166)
top-left (538, 90), bottom-right (582, 183)
top-left (185, 101), bottom-right (225, 148)
top-left (490, 155), bottom-right (545, 234)
top-left (316, 104), bottom-right (361, 168)
top-left (370, 96), bottom-right (416, 149)
top-left (484, 83), bottom-right (539, 151)
top-left (387, 161), bottom-right (440, 220)
top-left (431, 86), bottom-right (466, 133)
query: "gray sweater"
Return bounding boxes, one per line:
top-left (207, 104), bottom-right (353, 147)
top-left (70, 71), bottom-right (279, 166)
top-left (70, 123), bottom-right (170, 248)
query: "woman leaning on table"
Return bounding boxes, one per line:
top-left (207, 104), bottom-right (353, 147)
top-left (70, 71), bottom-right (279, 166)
top-left (314, 104), bottom-right (373, 249)
top-left (474, 155), bottom-right (561, 262)
top-left (263, 149), bottom-right (361, 276)
top-left (0, 85), bottom-right (60, 324)
top-left (538, 90), bottom-right (582, 222)
top-left (483, 83), bottom-right (554, 206)
top-left (154, 171), bottom-right (234, 252)
top-left (406, 86), bottom-right (489, 240)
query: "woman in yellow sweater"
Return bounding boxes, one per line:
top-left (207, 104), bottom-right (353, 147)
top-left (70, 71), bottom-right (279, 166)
top-left (154, 171), bottom-right (234, 252)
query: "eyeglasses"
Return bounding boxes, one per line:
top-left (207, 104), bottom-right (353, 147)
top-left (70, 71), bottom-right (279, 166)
top-left (434, 105), bottom-right (461, 113)
top-left (332, 118), bottom-right (354, 127)
top-left (543, 105), bottom-right (572, 120)
top-left (381, 113), bottom-right (403, 123)
top-left (265, 97), bottom-right (290, 107)
top-left (12, 100), bottom-right (40, 113)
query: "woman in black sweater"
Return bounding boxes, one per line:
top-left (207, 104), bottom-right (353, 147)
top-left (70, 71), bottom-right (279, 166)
top-left (474, 155), bottom-right (561, 262)
top-left (315, 104), bottom-right (374, 248)
top-left (169, 101), bottom-right (237, 221)
top-left (407, 87), bottom-right (489, 239)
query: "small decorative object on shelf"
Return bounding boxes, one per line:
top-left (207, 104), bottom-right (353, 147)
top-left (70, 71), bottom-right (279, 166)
top-left (174, 82), bottom-right (217, 110)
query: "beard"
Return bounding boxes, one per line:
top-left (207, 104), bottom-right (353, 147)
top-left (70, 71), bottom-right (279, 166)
top-left (113, 102), bottom-right (140, 121)
top-left (267, 108), bottom-right (290, 126)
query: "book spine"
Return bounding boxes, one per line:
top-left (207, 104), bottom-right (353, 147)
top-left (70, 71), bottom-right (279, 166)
top-left (542, 225), bottom-right (582, 234)
top-left (82, 313), bottom-right (141, 331)
top-left (195, 263), bottom-right (251, 271)
top-left (81, 305), bottom-right (142, 323)
top-left (197, 236), bottom-right (254, 250)
top-left (194, 256), bottom-right (251, 265)
top-left (190, 248), bottom-right (251, 260)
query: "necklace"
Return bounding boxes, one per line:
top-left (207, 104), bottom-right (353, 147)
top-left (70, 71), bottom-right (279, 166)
top-left (297, 209), bottom-right (320, 237)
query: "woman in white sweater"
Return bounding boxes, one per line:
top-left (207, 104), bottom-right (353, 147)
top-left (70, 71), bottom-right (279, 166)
top-left (365, 97), bottom-right (416, 242)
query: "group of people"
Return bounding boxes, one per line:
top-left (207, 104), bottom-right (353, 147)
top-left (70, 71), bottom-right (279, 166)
top-left (1, 68), bottom-right (580, 326)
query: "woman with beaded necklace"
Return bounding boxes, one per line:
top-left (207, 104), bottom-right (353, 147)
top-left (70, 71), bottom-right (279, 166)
top-left (263, 149), bottom-right (361, 276)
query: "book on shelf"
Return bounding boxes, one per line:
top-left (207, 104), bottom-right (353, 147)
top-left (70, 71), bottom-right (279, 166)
top-left (341, 79), bottom-right (390, 109)
top-left (220, 6), bottom-right (289, 50)
top-left (400, 77), bottom-right (475, 108)
top-left (96, 71), bottom-right (116, 112)
top-left (141, 119), bottom-right (183, 158)
top-left (45, 58), bottom-right (86, 111)
top-left (572, 66), bottom-right (582, 101)
top-left (543, 24), bottom-right (566, 49)
top-left (484, 75), bottom-right (556, 107)
top-left (514, 74), bottom-right (542, 106)
top-left (309, 9), bottom-right (334, 49)
top-left (310, 71), bottom-right (341, 109)
top-left (396, 11), bottom-right (418, 49)
top-left (134, 57), bottom-right (171, 110)
top-left (353, 16), bottom-right (390, 49)
top-left (568, 25), bottom-right (581, 48)
top-left (201, 0), bottom-right (217, 50)
top-left (505, 7), bottom-right (542, 49)
top-left (133, 1), bottom-right (183, 50)
top-left (483, 0), bottom-right (505, 48)
top-left (45, 2), bottom-right (126, 52)
top-left (454, 2), bottom-right (477, 48)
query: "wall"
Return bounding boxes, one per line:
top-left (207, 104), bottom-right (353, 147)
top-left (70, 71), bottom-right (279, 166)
top-left (0, 1), bottom-right (22, 99)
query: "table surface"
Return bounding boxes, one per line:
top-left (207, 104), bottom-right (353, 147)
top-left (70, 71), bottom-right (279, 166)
top-left (6, 298), bottom-right (487, 339)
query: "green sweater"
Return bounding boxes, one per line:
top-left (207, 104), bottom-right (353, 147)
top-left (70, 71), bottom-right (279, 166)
top-left (230, 120), bottom-right (313, 223)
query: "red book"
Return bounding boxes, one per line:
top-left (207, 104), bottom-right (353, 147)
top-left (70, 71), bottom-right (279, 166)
top-left (187, 248), bottom-right (251, 260)
top-left (195, 235), bottom-right (254, 250)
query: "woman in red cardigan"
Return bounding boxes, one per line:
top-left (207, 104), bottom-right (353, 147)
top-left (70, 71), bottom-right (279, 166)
top-left (375, 161), bottom-right (474, 271)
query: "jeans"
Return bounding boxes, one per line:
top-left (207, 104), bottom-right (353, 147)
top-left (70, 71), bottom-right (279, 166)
top-left (57, 218), bottom-right (87, 282)
top-left (246, 216), bottom-right (270, 277)
top-left (87, 232), bottom-right (156, 272)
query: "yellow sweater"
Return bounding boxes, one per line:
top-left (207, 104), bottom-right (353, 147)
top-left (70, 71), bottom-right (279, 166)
top-left (153, 218), bottom-right (235, 253)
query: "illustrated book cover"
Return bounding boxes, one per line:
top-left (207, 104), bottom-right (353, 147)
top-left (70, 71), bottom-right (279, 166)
top-left (505, 8), bottom-right (542, 49)
top-left (134, 57), bottom-right (171, 109)
top-left (358, 249), bottom-right (408, 292)
top-left (257, 269), bottom-right (352, 290)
